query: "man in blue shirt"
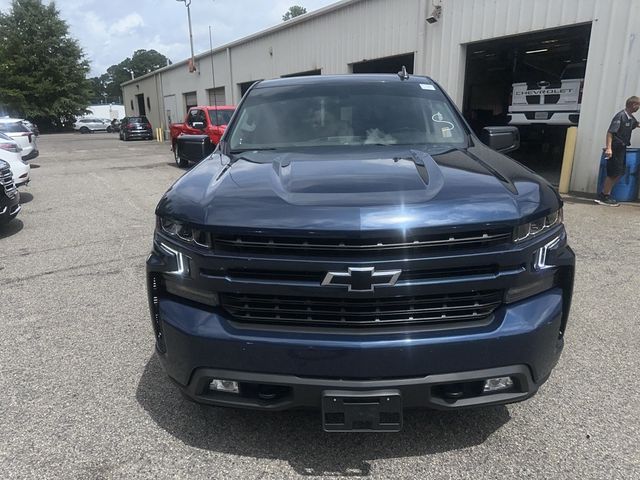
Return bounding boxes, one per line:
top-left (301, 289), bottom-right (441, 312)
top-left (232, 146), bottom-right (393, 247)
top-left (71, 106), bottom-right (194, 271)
top-left (597, 96), bottom-right (640, 206)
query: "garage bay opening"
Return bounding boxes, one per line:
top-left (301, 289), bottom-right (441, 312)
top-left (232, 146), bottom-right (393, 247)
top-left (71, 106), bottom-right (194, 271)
top-left (463, 24), bottom-right (592, 186)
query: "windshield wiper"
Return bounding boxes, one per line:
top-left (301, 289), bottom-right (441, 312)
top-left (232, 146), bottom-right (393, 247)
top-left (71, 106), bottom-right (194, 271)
top-left (229, 148), bottom-right (277, 164)
top-left (230, 148), bottom-right (277, 154)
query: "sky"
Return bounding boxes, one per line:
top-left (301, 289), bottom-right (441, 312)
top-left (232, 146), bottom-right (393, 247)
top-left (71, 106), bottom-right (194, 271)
top-left (0, 0), bottom-right (339, 77)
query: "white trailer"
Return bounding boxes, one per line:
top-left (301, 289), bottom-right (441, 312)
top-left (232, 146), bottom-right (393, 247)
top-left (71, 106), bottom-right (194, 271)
top-left (86, 104), bottom-right (125, 120)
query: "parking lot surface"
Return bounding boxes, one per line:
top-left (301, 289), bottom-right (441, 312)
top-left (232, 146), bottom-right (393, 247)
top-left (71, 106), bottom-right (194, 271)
top-left (0, 133), bottom-right (638, 479)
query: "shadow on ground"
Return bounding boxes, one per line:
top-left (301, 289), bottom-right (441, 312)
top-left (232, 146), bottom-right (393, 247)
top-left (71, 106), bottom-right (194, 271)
top-left (0, 219), bottom-right (24, 239)
top-left (18, 192), bottom-right (33, 204)
top-left (137, 353), bottom-right (510, 477)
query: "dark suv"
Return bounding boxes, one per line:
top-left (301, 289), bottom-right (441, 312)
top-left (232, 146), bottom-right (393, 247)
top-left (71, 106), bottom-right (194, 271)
top-left (120, 116), bottom-right (153, 141)
top-left (147, 74), bottom-right (575, 432)
top-left (0, 160), bottom-right (20, 225)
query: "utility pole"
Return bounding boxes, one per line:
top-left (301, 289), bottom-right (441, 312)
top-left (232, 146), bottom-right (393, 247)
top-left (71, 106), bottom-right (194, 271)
top-left (176, 0), bottom-right (196, 72)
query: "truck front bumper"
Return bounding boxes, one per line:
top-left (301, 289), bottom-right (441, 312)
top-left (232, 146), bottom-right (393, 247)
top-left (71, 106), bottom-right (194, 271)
top-left (151, 287), bottom-right (567, 411)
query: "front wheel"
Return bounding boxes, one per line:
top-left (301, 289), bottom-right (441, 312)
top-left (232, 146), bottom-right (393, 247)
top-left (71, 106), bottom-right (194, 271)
top-left (174, 146), bottom-right (188, 168)
top-left (79, 126), bottom-right (90, 134)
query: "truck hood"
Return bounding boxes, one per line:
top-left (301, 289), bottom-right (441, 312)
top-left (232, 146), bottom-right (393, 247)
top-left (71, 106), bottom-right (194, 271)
top-left (157, 145), bottom-right (560, 232)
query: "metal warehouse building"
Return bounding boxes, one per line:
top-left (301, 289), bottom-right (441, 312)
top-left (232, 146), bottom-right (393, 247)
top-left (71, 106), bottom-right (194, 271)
top-left (121, 0), bottom-right (640, 196)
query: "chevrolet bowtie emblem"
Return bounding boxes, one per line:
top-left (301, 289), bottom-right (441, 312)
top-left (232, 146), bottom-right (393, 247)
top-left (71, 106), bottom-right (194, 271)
top-left (322, 267), bottom-right (402, 292)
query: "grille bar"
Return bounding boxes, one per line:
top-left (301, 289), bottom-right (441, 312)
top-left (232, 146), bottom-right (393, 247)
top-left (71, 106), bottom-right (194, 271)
top-left (1, 167), bottom-right (17, 199)
top-left (220, 290), bottom-right (502, 328)
top-left (213, 231), bottom-right (512, 255)
top-left (214, 265), bottom-right (500, 283)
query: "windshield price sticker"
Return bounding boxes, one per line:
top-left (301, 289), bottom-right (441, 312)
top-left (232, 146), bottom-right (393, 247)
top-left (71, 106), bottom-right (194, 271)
top-left (420, 84), bottom-right (436, 90)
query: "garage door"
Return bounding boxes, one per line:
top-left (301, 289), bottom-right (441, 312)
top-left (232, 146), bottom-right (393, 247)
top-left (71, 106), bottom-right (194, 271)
top-left (208, 87), bottom-right (226, 106)
top-left (184, 92), bottom-right (198, 112)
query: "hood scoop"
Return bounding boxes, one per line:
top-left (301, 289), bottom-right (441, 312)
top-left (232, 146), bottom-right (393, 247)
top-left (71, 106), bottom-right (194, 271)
top-left (270, 150), bottom-right (444, 207)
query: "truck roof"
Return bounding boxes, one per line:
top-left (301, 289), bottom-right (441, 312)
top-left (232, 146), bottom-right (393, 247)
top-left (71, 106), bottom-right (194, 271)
top-left (255, 74), bottom-right (436, 89)
top-left (193, 105), bottom-right (236, 110)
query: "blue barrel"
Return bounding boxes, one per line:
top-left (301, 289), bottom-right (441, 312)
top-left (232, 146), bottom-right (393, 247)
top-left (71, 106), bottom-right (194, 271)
top-left (597, 148), bottom-right (640, 201)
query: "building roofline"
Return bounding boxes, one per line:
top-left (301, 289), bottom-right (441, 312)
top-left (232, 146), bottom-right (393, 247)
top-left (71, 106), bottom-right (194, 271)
top-left (121, 0), bottom-right (363, 87)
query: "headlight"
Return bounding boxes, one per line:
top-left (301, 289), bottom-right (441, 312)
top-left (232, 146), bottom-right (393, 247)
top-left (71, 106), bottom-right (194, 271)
top-left (159, 217), bottom-right (210, 247)
top-left (514, 208), bottom-right (563, 242)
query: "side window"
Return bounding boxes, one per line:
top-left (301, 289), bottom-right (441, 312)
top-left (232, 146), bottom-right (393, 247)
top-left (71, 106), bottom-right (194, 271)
top-left (187, 110), bottom-right (198, 126)
top-left (187, 109), bottom-right (205, 126)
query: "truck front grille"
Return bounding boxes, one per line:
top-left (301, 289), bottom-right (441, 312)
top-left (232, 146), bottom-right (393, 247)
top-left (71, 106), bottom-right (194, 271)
top-left (210, 229), bottom-right (513, 257)
top-left (220, 290), bottom-right (502, 328)
top-left (1, 166), bottom-right (17, 199)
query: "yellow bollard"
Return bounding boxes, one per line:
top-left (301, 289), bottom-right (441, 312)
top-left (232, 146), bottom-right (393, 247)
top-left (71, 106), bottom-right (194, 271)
top-left (559, 126), bottom-right (578, 194)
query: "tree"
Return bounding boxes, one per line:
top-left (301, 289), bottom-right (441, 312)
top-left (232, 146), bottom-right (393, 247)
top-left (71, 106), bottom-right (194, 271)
top-left (0, 0), bottom-right (92, 130)
top-left (92, 49), bottom-right (171, 104)
top-left (282, 5), bottom-right (307, 21)
top-left (88, 74), bottom-right (110, 104)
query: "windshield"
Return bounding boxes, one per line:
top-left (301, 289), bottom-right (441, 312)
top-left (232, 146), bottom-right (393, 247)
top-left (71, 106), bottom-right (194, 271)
top-left (207, 109), bottom-right (234, 126)
top-left (227, 81), bottom-right (467, 151)
top-left (0, 122), bottom-right (29, 133)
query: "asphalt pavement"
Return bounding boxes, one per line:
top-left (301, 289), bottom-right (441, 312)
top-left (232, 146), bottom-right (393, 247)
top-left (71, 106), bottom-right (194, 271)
top-left (0, 133), bottom-right (638, 479)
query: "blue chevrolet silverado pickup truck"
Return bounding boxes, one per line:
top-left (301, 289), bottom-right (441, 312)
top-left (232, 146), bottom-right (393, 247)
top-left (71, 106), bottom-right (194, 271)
top-left (147, 74), bottom-right (575, 432)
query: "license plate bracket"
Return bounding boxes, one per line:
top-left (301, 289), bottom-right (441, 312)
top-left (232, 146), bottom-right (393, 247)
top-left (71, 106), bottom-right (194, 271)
top-left (322, 390), bottom-right (402, 432)
top-left (534, 111), bottom-right (549, 120)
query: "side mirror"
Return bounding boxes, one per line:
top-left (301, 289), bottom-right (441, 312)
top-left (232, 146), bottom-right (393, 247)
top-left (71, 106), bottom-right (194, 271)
top-left (192, 121), bottom-right (205, 130)
top-left (480, 126), bottom-right (520, 153)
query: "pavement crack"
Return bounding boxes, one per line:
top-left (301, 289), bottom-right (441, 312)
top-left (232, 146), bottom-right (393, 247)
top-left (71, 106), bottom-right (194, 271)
top-left (0, 254), bottom-right (145, 286)
top-left (0, 232), bottom-right (149, 260)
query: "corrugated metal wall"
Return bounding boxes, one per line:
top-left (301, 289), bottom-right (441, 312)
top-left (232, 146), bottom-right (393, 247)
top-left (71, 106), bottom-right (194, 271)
top-left (123, 0), bottom-right (640, 194)
top-left (230, 0), bottom-right (420, 88)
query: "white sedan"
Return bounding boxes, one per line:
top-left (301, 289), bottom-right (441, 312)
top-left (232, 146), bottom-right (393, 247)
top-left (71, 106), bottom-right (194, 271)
top-left (0, 118), bottom-right (39, 161)
top-left (0, 132), bottom-right (30, 187)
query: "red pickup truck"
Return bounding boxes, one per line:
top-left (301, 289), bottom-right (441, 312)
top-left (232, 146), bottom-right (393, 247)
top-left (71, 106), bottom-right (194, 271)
top-left (170, 105), bottom-right (235, 152)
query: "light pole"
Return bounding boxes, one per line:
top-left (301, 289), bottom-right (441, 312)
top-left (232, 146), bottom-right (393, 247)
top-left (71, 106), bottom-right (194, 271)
top-left (176, 0), bottom-right (196, 72)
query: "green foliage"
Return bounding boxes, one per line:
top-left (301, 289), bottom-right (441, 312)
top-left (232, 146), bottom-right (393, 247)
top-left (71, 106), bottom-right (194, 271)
top-left (282, 5), bottom-right (307, 21)
top-left (0, 0), bottom-right (92, 129)
top-left (90, 49), bottom-right (171, 104)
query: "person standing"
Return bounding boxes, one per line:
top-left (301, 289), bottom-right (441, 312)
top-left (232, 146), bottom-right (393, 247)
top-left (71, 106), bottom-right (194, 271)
top-left (596, 96), bottom-right (640, 206)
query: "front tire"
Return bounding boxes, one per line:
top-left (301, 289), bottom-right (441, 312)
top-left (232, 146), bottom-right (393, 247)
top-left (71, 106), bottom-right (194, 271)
top-left (79, 127), bottom-right (90, 134)
top-left (174, 146), bottom-right (188, 168)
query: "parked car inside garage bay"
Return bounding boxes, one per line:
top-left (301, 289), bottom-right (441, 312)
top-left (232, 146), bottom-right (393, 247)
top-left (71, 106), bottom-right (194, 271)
top-left (147, 74), bottom-right (575, 432)
top-left (0, 133), bottom-right (30, 187)
top-left (0, 118), bottom-right (38, 161)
